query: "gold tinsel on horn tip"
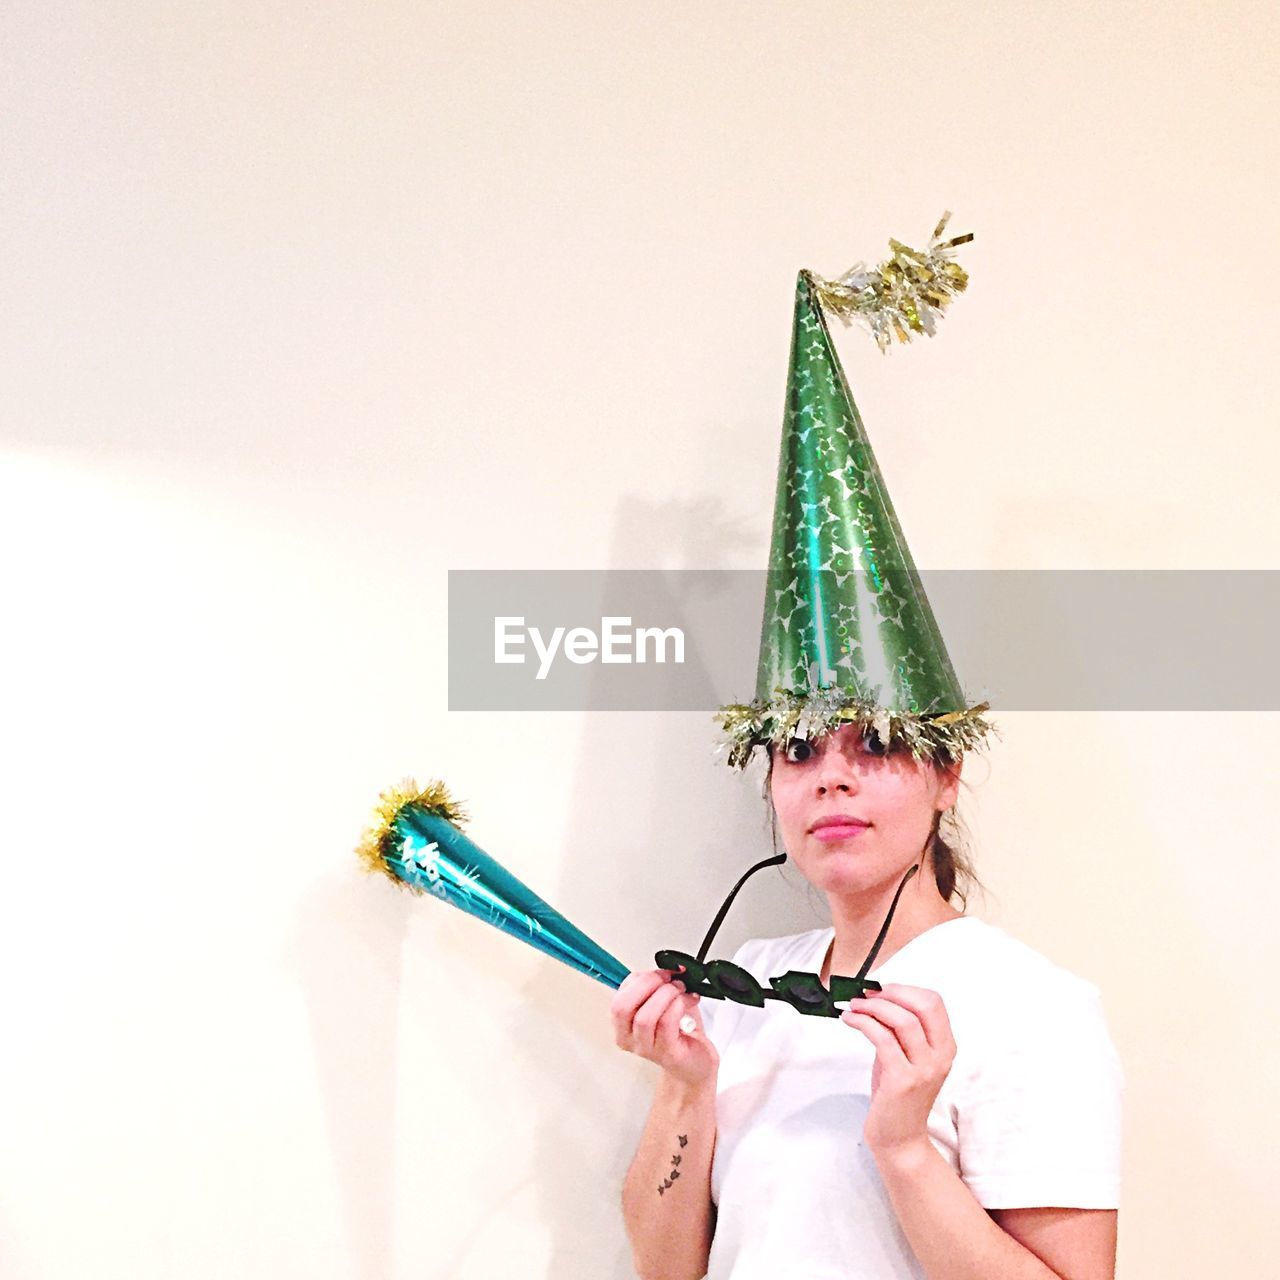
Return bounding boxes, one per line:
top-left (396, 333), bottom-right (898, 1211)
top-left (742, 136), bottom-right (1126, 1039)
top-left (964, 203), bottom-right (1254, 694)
top-left (807, 210), bottom-right (974, 352)
top-left (355, 776), bottom-right (469, 881)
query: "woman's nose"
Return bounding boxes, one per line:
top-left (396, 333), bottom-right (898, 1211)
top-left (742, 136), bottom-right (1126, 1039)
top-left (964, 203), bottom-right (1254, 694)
top-left (815, 745), bottom-right (859, 793)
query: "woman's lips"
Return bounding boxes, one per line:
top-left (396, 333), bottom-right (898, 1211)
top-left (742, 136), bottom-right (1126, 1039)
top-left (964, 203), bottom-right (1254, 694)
top-left (810, 821), bottom-right (871, 842)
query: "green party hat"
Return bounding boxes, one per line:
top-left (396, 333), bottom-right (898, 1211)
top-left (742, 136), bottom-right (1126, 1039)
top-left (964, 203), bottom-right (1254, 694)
top-left (717, 214), bottom-right (995, 769)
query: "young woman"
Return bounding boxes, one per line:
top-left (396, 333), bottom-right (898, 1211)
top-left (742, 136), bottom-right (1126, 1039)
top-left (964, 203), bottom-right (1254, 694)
top-left (612, 723), bottom-right (1123, 1280)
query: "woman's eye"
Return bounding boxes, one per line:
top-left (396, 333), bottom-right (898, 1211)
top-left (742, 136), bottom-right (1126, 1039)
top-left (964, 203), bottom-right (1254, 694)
top-left (862, 730), bottom-right (888, 757)
top-left (783, 737), bottom-right (814, 763)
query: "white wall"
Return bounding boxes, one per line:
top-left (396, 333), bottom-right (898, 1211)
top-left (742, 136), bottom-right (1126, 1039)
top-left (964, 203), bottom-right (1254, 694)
top-left (2, 3), bottom-right (1277, 1276)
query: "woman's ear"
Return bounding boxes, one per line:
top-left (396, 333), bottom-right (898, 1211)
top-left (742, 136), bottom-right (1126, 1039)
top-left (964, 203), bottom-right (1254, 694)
top-left (936, 753), bottom-right (962, 810)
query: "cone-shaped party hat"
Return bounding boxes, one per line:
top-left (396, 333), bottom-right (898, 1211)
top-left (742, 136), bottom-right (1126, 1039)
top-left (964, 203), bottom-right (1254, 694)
top-left (717, 214), bottom-right (994, 769)
top-left (357, 778), bottom-right (631, 988)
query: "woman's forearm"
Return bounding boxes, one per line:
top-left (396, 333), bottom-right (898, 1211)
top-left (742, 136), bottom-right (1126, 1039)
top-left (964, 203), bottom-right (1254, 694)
top-left (872, 1140), bottom-right (1062, 1280)
top-left (621, 1072), bottom-right (718, 1280)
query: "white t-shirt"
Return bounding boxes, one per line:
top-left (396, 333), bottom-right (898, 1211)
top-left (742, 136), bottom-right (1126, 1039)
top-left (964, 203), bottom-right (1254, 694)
top-left (696, 916), bottom-right (1124, 1280)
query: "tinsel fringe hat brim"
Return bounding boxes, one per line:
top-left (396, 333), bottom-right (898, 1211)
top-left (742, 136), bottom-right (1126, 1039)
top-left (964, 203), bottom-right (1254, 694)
top-left (716, 688), bottom-right (996, 772)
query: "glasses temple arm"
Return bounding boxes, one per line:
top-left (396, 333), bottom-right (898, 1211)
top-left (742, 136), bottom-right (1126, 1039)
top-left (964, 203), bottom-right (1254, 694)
top-left (851, 863), bottom-right (919, 982)
top-left (695, 852), bottom-right (788, 964)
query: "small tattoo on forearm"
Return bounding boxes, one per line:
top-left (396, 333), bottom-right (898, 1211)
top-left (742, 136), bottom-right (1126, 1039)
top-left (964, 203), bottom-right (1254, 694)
top-left (657, 1135), bottom-right (688, 1196)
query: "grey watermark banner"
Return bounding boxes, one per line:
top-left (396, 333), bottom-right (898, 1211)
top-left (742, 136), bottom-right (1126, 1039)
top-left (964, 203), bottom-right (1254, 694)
top-left (448, 570), bottom-right (1280, 711)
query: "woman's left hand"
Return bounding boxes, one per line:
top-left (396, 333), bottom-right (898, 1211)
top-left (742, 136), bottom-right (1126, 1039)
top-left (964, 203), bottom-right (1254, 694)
top-left (841, 983), bottom-right (957, 1160)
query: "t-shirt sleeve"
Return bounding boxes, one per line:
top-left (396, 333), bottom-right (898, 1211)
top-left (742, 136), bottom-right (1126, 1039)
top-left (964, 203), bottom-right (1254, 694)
top-left (955, 976), bottom-right (1125, 1210)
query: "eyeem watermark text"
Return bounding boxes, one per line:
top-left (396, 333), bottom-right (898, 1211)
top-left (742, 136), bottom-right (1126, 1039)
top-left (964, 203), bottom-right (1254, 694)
top-left (450, 570), bottom-right (1280, 711)
top-left (494, 616), bottom-right (686, 680)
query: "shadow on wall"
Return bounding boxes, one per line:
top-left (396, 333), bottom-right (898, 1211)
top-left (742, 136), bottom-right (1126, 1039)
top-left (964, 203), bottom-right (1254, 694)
top-left (529, 490), bottom-right (833, 1279)
top-left (282, 490), bottom-right (829, 1280)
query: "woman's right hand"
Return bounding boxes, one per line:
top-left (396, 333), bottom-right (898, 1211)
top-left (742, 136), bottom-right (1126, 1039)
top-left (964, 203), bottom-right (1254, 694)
top-left (611, 969), bottom-right (719, 1088)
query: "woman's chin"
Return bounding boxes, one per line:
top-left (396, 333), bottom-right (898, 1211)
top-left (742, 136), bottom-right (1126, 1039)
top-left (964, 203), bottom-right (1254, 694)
top-left (809, 863), bottom-right (879, 895)
top-left (806, 850), bottom-right (907, 896)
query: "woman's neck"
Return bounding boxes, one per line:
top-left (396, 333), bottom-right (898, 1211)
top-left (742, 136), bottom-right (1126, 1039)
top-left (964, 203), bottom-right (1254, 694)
top-left (819, 874), bottom-right (963, 985)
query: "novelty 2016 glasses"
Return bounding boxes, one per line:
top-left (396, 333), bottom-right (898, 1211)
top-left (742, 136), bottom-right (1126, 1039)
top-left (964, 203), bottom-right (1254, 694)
top-left (655, 856), bottom-right (919, 1019)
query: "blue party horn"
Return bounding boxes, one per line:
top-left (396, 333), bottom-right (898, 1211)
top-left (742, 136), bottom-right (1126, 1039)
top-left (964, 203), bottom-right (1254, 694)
top-left (357, 778), bottom-right (630, 989)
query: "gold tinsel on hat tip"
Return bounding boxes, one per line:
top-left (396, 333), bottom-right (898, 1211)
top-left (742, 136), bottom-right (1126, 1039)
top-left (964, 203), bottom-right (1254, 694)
top-left (355, 775), bottom-right (469, 880)
top-left (807, 210), bottom-right (974, 353)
